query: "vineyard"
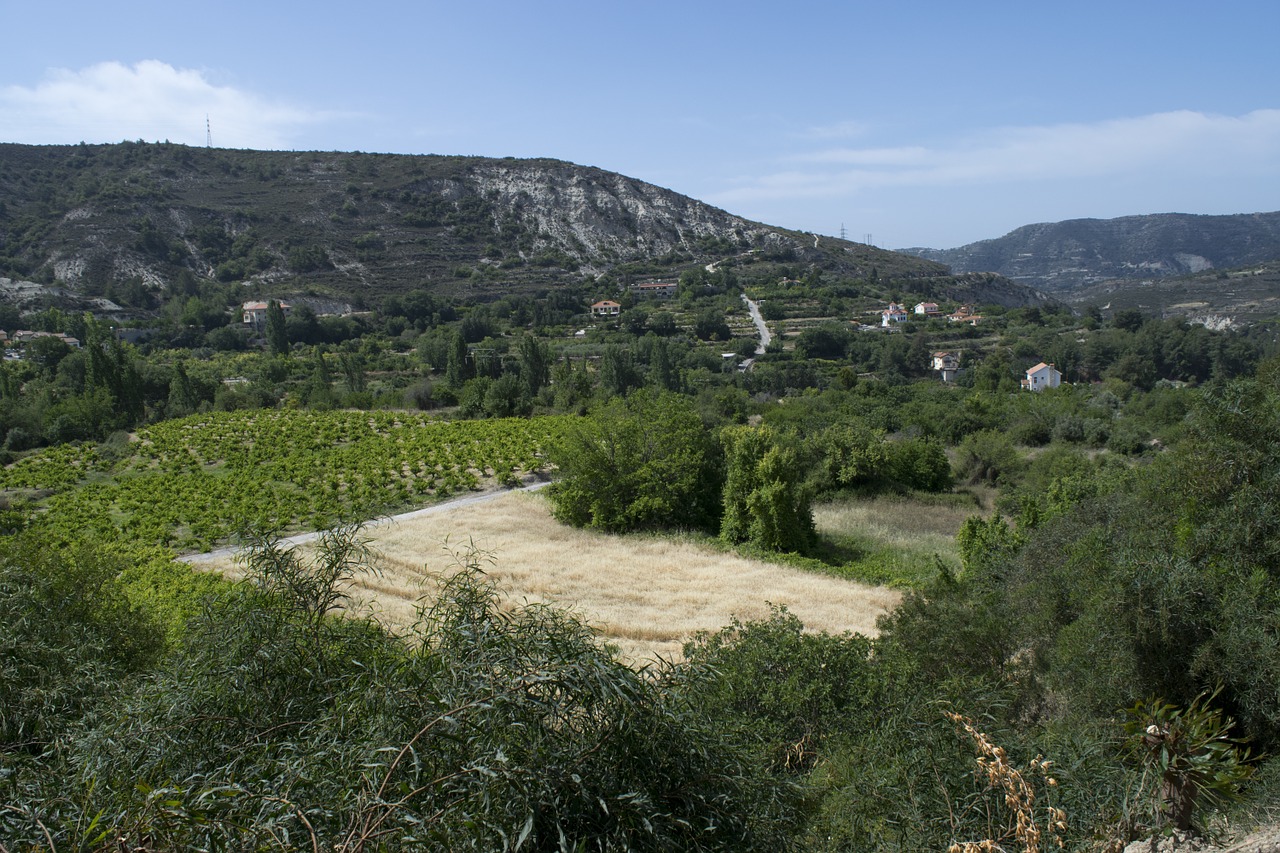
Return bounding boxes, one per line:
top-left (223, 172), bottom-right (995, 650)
top-left (1, 410), bottom-right (573, 551)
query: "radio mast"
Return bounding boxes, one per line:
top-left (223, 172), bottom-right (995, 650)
top-left (206, 116), bottom-right (212, 148)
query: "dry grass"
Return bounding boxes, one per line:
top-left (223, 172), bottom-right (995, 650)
top-left (197, 490), bottom-right (901, 665)
top-left (813, 492), bottom-right (979, 555)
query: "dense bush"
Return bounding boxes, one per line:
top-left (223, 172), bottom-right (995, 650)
top-left (547, 389), bottom-right (724, 533)
top-left (720, 425), bottom-right (815, 554)
top-left (0, 535), bottom-right (163, 756)
top-left (5, 534), bottom-right (800, 850)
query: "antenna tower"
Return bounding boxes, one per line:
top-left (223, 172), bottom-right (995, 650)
top-left (839, 223), bottom-right (847, 241)
top-left (206, 116), bottom-right (212, 148)
top-left (864, 233), bottom-right (873, 246)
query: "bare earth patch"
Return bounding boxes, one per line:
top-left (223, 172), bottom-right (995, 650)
top-left (196, 489), bottom-right (901, 664)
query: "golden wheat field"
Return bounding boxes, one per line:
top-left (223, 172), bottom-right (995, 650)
top-left (197, 488), bottom-right (904, 664)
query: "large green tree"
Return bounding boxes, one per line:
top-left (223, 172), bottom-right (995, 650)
top-left (547, 390), bottom-right (722, 533)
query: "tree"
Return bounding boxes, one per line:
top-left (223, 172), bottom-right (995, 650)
top-left (167, 361), bottom-right (198, 417)
top-left (599, 344), bottom-right (642, 397)
top-left (720, 425), bottom-right (814, 554)
top-left (693, 308), bottom-right (731, 342)
top-left (266, 298), bottom-right (289, 357)
top-left (483, 371), bottom-right (532, 418)
top-left (548, 390), bottom-right (722, 533)
top-left (516, 333), bottom-right (550, 397)
top-left (445, 329), bottom-right (469, 387)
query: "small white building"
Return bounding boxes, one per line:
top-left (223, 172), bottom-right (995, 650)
top-left (590, 300), bottom-right (621, 319)
top-left (932, 351), bottom-right (961, 382)
top-left (242, 300), bottom-right (291, 326)
top-left (914, 302), bottom-right (941, 316)
top-left (1022, 362), bottom-right (1062, 392)
top-left (881, 302), bottom-right (909, 327)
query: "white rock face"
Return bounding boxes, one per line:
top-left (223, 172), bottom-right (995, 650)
top-left (1174, 252), bottom-right (1213, 273)
top-left (468, 162), bottom-right (779, 267)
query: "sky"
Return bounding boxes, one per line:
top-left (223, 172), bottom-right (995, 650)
top-left (1, 0), bottom-right (1277, 249)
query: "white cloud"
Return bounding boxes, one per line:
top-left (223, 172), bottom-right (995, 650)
top-left (714, 109), bottom-right (1280, 203)
top-left (0, 60), bottom-right (345, 149)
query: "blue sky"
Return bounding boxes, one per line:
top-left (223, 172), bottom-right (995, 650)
top-left (2, 0), bottom-right (1277, 249)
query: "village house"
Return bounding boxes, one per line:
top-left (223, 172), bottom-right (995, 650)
top-left (881, 302), bottom-right (909, 327)
top-left (629, 281), bottom-right (678, 300)
top-left (948, 305), bottom-right (983, 325)
top-left (1022, 362), bottom-right (1062, 391)
top-left (931, 351), bottom-right (961, 383)
top-left (242, 300), bottom-right (291, 326)
top-left (9, 330), bottom-right (81, 349)
top-left (590, 300), bottom-right (621, 319)
top-left (914, 302), bottom-right (941, 316)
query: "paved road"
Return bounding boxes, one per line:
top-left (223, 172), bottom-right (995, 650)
top-left (179, 479), bottom-right (553, 565)
top-left (741, 293), bottom-right (772, 355)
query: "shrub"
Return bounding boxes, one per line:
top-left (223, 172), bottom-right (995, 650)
top-left (885, 436), bottom-right (951, 492)
top-left (720, 425), bottom-right (814, 554)
top-left (51, 537), bottom-right (795, 850)
top-left (547, 390), bottom-right (723, 533)
top-left (1123, 692), bottom-right (1254, 835)
top-left (954, 429), bottom-right (1023, 487)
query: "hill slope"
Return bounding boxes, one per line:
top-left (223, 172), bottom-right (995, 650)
top-left (905, 211), bottom-right (1280, 294)
top-left (0, 142), bottom-right (1045, 313)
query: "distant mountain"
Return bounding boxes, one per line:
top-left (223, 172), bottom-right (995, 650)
top-left (0, 142), bottom-right (1049, 317)
top-left (904, 211), bottom-right (1280, 295)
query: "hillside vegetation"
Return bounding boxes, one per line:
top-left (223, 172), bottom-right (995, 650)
top-left (0, 141), bottom-right (1046, 317)
top-left (908, 211), bottom-right (1280, 292)
top-left (906, 212), bottom-right (1280, 331)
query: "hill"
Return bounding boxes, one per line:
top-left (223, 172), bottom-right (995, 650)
top-left (1067, 260), bottom-right (1280, 330)
top-left (0, 141), bottom-right (1045, 318)
top-left (904, 211), bottom-right (1280, 296)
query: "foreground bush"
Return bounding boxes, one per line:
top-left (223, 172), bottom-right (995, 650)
top-left (5, 531), bottom-right (797, 850)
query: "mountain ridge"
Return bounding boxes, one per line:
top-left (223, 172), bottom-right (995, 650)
top-left (903, 210), bottom-right (1280, 294)
top-left (0, 142), bottom-right (1047, 316)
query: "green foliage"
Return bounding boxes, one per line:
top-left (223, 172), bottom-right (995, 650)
top-left (3, 537), bottom-right (798, 850)
top-left (1123, 692), bottom-right (1255, 834)
top-left (682, 607), bottom-right (876, 773)
top-left (954, 428), bottom-right (1023, 487)
top-left (548, 390), bottom-right (722, 533)
top-left (0, 534), bottom-right (162, 756)
top-left (956, 513), bottom-right (1024, 576)
top-left (4, 410), bottom-right (570, 551)
top-left (720, 425), bottom-right (815, 554)
top-left (266, 298), bottom-right (289, 356)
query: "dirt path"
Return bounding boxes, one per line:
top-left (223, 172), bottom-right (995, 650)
top-left (178, 479), bottom-right (552, 566)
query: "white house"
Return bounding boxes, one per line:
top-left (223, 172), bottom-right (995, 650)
top-left (914, 302), bottom-right (941, 316)
top-left (590, 300), bottom-right (621, 319)
top-left (881, 302), bottom-right (909, 327)
top-left (242, 300), bottom-right (291, 326)
top-left (1022, 362), bottom-right (1062, 391)
top-left (932, 351), bottom-right (961, 382)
